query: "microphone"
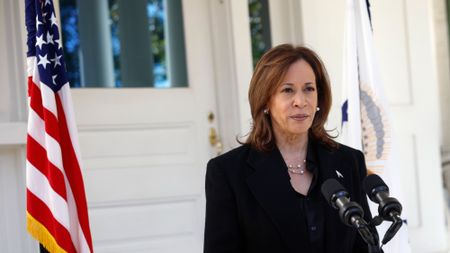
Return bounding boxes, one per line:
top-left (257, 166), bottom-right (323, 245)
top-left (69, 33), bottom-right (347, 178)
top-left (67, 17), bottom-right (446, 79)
top-left (363, 174), bottom-right (403, 244)
top-left (321, 179), bottom-right (376, 246)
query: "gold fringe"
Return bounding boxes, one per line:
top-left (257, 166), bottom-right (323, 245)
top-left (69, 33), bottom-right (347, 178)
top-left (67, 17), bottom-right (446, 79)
top-left (26, 212), bottom-right (68, 253)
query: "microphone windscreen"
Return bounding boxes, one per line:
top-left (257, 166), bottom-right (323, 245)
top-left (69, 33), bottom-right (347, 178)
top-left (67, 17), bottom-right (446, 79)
top-left (321, 178), bottom-right (346, 204)
top-left (363, 174), bottom-right (388, 196)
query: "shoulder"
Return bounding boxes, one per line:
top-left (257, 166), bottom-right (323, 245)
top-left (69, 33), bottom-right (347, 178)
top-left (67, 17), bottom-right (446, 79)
top-left (314, 140), bottom-right (367, 178)
top-left (213, 145), bottom-right (251, 163)
top-left (205, 145), bottom-right (252, 188)
top-left (206, 145), bottom-right (251, 174)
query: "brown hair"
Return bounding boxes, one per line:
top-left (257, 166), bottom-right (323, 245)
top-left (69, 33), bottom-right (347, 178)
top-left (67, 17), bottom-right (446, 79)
top-left (243, 44), bottom-right (337, 151)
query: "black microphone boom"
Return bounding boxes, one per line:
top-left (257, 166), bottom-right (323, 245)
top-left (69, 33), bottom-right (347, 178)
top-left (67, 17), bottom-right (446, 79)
top-left (321, 179), bottom-right (377, 246)
top-left (363, 174), bottom-right (403, 245)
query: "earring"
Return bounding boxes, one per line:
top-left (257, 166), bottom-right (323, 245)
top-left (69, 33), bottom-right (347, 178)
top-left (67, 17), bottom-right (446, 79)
top-left (316, 107), bottom-right (320, 112)
top-left (263, 109), bottom-right (269, 115)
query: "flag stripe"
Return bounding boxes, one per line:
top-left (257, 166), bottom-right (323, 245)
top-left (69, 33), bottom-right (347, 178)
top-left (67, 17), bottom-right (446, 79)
top-left (29, 76), bottom-right (44, 119)
top-left (26, 160), bottom-right (70, 229)
top-left (29, 77), bottom-right (63, 144)
top-left (41, 81), bottom-right (58, 117)
top-left (27, 135), bottom-right (67, 199)
top-left (59, 85), bottom-right (83, 164)
top-left (27, 191), bottom-right (77, 253)
top-left (55, 93), bottom-right (93, 252)
top-left (28, 78), bottom-right (66, 172)
top-left (28, 106), bottom-right (46, 147)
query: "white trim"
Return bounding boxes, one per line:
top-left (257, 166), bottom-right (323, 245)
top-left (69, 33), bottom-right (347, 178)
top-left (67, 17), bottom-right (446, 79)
top-left (3, 0), bottom-right (27, 122)
top-left (228, 0), bottom-right (253, 136)
top-left (208, 0), bottom-right (253, 151)
top-left (0, 122), bottom-right (27, 146)
top-left (268, 0), bottom-right (303, 45)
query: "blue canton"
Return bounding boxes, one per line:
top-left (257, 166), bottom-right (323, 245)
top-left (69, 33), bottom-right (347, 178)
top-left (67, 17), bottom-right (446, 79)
top-left (34, 0), bottom-right (68, 92)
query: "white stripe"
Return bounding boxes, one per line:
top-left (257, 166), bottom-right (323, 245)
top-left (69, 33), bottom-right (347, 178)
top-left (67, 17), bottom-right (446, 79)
top-left (58, 86), bottom-right (84, 166)
top-left (57, 88), bottom-right (91, 253)
top-left (43, 132), bottom-right (64, 172)
top-left (27, 107), bottom-right (66, 176)
top-left (26, 160), bottom-right (70, 229)
top-left (31, 59), bottom-right (41, 87)
top-left (65, 176), bottom-right (90, 253)
top-left (27, 57), bottom-right (36, 77)
top-left (40, 81), bottom-right (58, 118)
top-left (27, 108), bottom-right (46, 147)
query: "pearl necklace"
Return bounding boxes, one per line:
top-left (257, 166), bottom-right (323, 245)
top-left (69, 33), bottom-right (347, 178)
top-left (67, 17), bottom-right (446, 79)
top-left (287, 159), bottom-right (306, 175)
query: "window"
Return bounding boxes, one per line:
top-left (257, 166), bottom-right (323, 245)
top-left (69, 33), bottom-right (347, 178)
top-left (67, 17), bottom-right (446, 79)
top-left (59, 0), bottom-right (188, 88)
top-left (248, 0), bottom-right (272, 67)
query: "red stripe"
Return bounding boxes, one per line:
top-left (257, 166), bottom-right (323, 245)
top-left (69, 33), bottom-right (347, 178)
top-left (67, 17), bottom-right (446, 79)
top-left (28, 76), bottom-right (33, 97)
top-left (27, 190), bottom-right (77, 253)
top-left (55, 93), bottom-right (94, 252)
top-left (29, 77), bottom-right (44, 120)
top-left (28, 79), bottom-right (62, 143)
top-left (27, 134), bottom-right (67, 200)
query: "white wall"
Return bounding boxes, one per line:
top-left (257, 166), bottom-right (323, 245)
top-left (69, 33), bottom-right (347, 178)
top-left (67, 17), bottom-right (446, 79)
top-left (0, 0), bottom-right (38, 251)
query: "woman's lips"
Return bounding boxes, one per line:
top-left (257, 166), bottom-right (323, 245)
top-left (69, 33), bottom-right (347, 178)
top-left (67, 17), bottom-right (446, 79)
top-left (289, 114), bottom-right (309, 121)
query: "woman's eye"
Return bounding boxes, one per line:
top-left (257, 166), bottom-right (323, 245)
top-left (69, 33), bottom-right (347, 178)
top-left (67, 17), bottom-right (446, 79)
top-left (281, 87), bottom-right (294, 93)
top-left (305, 86), bottom-right (316, 92)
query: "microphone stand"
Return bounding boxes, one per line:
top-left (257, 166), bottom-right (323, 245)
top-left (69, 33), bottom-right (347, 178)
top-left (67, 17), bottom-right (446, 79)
top-left (352, 216), bottom-right (383, 253)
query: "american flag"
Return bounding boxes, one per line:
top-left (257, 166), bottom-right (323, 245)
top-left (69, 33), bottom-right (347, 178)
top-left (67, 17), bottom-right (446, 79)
top-left (25, 0), bottom-right (93, 252)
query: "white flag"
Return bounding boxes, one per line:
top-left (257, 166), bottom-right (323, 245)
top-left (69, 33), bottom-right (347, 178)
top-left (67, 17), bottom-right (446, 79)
top-left (341, 0), bottom-right (411, 252)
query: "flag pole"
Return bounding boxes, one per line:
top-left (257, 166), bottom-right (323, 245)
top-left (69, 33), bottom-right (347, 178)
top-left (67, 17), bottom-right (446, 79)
top-left (39, 244), bottom-right (49, 253)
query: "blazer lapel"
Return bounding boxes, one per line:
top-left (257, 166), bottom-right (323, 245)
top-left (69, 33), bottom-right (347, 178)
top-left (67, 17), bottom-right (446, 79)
top-left (246, 147), bottom-right (310, 252)
top-left (315, 143), bottom-right (352, 189)
top-left (314, 143), bottom-right (355, 252)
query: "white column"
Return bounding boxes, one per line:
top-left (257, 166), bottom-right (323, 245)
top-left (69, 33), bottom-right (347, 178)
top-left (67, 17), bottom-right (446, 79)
top-left (117, 0), bottom-right (154, 87)
top-left (77, 0), bottom-right (115, 87)
top-left (164, 0), bottom-right (187, 87)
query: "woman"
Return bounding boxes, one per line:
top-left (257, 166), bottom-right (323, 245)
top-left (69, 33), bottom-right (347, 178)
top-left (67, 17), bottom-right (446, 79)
top-left (204, 44), bottom-right (371, 253)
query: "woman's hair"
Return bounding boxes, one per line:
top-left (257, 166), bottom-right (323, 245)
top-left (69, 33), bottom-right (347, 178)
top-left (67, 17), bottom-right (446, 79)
top-left (243, 44), bottom-right (337, 151)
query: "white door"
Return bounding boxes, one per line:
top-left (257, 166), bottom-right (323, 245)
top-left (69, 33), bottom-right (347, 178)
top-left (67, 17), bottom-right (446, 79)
top-left (371, 1), bottom-right (447, 252)
top-left (71, 1), bottom-right (218, 252)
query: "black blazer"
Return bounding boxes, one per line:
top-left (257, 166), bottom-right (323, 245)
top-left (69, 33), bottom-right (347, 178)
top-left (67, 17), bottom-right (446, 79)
top-left (204, 140), bottom-right (371, 253)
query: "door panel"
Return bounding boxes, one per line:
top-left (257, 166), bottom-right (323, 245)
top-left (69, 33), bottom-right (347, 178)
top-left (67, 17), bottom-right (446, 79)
top-left (72, 1), bottom-right (216, 251)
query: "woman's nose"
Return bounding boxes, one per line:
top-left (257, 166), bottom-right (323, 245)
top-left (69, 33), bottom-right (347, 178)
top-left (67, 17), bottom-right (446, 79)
top-left (293, 92), bottom-right (307, 108)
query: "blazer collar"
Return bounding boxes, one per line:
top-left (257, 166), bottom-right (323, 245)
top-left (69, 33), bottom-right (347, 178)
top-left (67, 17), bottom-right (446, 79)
top-left (245, 140), bottom-right (344, 251)
top-left (246, 146), bottom-right (310, 251)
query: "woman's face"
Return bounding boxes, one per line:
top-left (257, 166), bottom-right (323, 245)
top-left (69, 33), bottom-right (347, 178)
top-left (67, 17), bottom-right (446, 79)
top-left (268, 59), bottom-right (318, 139)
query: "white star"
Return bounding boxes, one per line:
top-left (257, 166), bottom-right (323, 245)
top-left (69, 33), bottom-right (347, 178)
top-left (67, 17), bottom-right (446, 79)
top-left (51, 54), bottom-right (62, 68)
top-left (50, 13), bottom-right (58, 27)
top-left (46, 32), bottom-right (54, 45)
top-left (55, 38), bottom-right (62, 50)
top-left (45, 0), bottom-right (51, 6)
top-left (52, 75), bottom-right (58, 85)
top-left (36, 16), bottom-right (43, 28)
top-left (36, 34), bottom-right (46, 50)
top-left (37, 54), bottom-right (50, 69)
